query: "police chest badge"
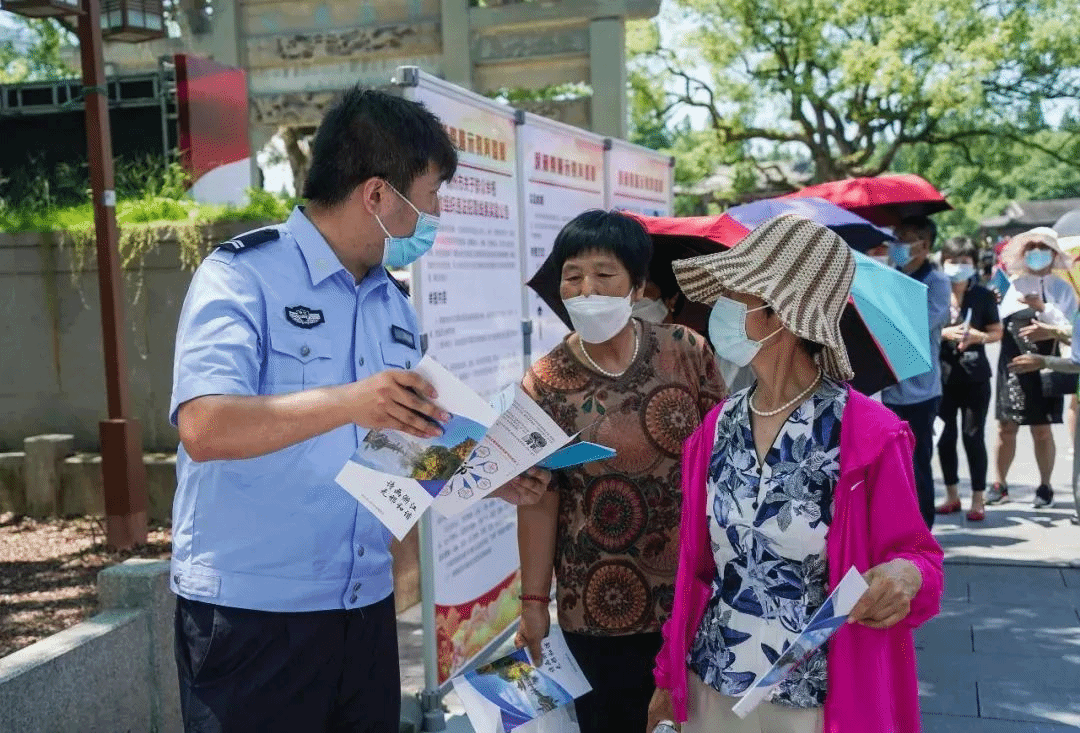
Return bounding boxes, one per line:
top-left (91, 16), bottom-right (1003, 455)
top-left (285, 305), bottom-right (325, 329)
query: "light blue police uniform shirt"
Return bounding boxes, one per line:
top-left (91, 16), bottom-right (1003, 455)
top-left (169, 207), bottom-right (422, 612)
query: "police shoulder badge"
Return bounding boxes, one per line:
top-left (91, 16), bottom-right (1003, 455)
top-left (285, 305), bottom-right (325, 329)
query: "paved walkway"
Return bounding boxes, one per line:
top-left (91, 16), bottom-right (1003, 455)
top-left (920, 412), bottom-right (1080, 732)
top-left (401, 371), bottom-right (1080, 732)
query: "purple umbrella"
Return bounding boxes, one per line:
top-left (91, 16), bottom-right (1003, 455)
top-left (725, 196), bottom-right (896, 253)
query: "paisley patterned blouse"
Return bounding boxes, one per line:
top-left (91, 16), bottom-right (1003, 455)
top-left (522, 321), bottom-right (726, 636)
top-left (688, 379), bottom-right (846, 708)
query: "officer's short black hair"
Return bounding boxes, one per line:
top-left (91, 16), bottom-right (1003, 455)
top-left (550, 210), bottom-right (653, 287)
top-left (303, 86), bottom-right (458, 206)
top-left (897, 215), bottom-right (938, 248)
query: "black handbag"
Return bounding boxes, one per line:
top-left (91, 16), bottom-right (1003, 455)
top-left (1040, 369), bottom-right (1079, 398)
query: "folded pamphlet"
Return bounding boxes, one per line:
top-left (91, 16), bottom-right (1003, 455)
top-left (453, 626), bottom-right (591, 733)
top-left (731, 566), bottom-right (869, 718)
top-left (334, 356), bottom-right (614, 538)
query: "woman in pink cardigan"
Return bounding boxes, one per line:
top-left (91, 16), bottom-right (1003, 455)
top-left (647, 215), bottom-right (944, 733)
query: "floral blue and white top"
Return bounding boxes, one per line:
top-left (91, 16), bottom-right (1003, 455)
top-left (688, 378), bottom-right (846, 708)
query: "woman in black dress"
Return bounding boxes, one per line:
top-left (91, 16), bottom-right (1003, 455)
top-left (991, 228), bottom-right (1077, 509)
top-left (937, 238), bottom-right (1002, 521)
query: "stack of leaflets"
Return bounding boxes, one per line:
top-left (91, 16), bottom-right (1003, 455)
top-left (453, 627), bottom-right (591, 733)
top-left (334, 356), bottom-right (615, 539)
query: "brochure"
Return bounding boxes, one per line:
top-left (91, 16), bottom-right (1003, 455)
top-left (731, 566), bottom-right (869, 718)
top-left (453, 627), bottom-right (591, 733)
top-left (334, 356), bottom-right (613, 538)
top-left (433, 389), bottom-right (613, 517)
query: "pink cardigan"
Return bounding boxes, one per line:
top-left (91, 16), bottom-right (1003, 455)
top-left (654, 388), bottom-right (944, 732)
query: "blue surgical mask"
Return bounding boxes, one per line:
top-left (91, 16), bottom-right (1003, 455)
top-left (889, 243), bottom-right (912, 268)
top-left (1024, 249), bottom-right (1054, 272)
top-left (377, 183), bottom-right (441, 269)
top-left (708, 295), bottom-right (782, 367)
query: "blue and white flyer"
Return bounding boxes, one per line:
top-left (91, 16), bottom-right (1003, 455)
top-left (453, 627), bottom-right (591, 733)
top-left (334, 356), bottom-right (500, 539)
top-left (335, 356), bottom-right (614, 539)
top-left (731, 566), bottom-right (870, 718)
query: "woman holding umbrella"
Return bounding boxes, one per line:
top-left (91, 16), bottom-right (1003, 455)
top-left (647, 215), bottom-right (942, 733)
top-left (515, 209), bottom-right (727, 733)
top-left (988, 227), bottom-right (1078, 508)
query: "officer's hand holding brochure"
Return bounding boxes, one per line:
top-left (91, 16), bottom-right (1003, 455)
top-left (731, 566), bottom-right (869, 718)
top-left (452, 627), bottom-right (590, 733)
top-left (334, 355), bottom-right (614, 539)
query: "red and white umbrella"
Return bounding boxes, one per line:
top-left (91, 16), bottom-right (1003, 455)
top-left (783, 174), bottom-right (951, 227)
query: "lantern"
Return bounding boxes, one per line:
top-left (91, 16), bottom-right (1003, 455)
top-left (100, 0), bottom-right (165, 42)
top-left (0, 0), bottom-right (81, 17)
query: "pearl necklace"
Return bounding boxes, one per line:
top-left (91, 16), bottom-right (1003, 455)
top-left (580, 321), bottom-right (640, 379)
top-left (750, 368), bottom-right (823, 417)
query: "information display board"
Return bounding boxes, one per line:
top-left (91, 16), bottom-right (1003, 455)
top-left (605, 138), bottom-right (674, 216)
top-left (399, 68), bottom-right (524, 685)
top-left (405, 72), bottom-right (525, 393)
top-left (518, 114), bottom-right (607, 362)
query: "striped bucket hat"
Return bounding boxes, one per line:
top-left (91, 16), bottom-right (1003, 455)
top-left (672, 214), bottom-right (856, 382)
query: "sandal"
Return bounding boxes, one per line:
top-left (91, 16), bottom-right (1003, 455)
top-left (966, 509), bottom-right (986, 521)
top-left (935, 499), bottom-right (962, 515)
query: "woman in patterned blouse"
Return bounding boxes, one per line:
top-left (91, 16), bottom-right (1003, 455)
top-left (649, 216), bottom-right (943, 733)
top-left (515, 210), bottom-right (727, 733)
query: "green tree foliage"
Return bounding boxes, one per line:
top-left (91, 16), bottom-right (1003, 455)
top-left (0, 17), bottom-right (76, 83)
top-left (894, 121), bottom-right (1080, 238)
top-left (636, 0), bottom-right (1080, 185)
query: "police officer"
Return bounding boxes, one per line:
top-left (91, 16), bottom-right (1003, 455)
top-left (169, 87), bottom-right (549, 733)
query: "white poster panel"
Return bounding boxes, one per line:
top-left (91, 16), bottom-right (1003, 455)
top-left (406, 75), bottom-right (524, 393)
top-left (519, 115), bottom-right (607, 363)
top-left (605, 138), bottom-right (674, 216)
top-left (400, 69), bottom-right (525, 685)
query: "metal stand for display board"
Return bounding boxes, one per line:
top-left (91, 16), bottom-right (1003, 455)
top-left (417, 511), bottom-right (446, 731)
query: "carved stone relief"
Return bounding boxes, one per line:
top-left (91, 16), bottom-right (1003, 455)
top-left (249, 55), bottom-right (443, 94)
top-left (473, 27), bottom-right (589, 61)
top-left (246, 21), bottom-right (441, 69)
top-left (250, 91), bottom-right (343, 126)
top-left (241, 0), bottom-right (440, 36)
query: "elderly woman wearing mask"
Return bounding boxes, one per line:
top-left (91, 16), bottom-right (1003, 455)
top-left (989, 227), bottom-right (1078, 509)
top-left (647, 215), bottom-right (943, 733)
top-left (516, 209), bottom-right (727, 733)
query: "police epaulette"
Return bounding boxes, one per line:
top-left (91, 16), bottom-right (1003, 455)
top-left (216, 228), bottom-right (280, 253)
top-left (386, 269), bottom-right (410, 297)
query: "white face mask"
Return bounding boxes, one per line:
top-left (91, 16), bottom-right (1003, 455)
top-left (708, 295), bottom-right (782, 367)
top-left (563, 293), bottom-right (633, 344)
top-left (943, 262), bottom-right (976, 283)
top-left (870, 255), bottom-right (891, 267)
top-left (631, 297), bottom-right (669, 324)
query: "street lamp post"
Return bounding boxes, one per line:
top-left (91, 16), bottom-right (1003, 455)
top-left (76, 0), bottom-right (149, 549)
top-left (2, 0), bottom-right (161, 548)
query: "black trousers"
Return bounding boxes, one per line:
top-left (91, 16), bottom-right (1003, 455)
top-left (175, 595), bottom-right (399, 733)
top-left (886, 398), bottom-right (940, 528)
top-left (563, 630), bottom-right (662, 733)
top-left (938, 380), bottom-right (991, 494)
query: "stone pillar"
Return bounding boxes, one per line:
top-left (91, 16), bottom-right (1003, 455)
top-left (98, 560), bottom-right (181, 733)
top-left (589, 16), bottom-right (627, 138)
top-left (206, 0), bottom-right (241, 67)
top-left (24, 435), bottom-right (74, 517)
top-left (442, 0), bottom-right (473, 88)
top-left (249, 124), bottom-right (276, 192)
top-left (206, 0), bottom-right (262, 188)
